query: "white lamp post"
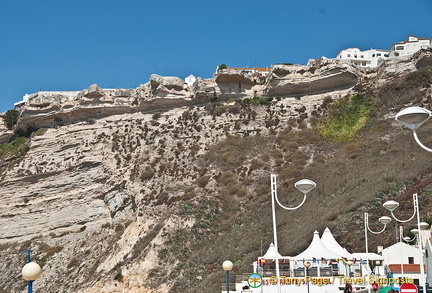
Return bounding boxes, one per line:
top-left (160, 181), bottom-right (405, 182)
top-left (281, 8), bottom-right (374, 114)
top-left (222, 260), bottom-right (233, 293)
top-left (383, 193), bottom-right (428, 290)
top-left (364, 213), bottom-right (391, 293)
top-left (395, 106), bottom-right (432, 152)
top-left (270, 174), bottom-right (316, 293)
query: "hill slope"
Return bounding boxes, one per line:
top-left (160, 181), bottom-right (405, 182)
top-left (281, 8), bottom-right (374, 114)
top-left (0, 54), bottom-right (432, 292)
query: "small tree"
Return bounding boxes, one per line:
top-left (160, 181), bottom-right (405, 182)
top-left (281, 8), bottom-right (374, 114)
top-left (3, 109), bottom-right (19, 130)
top-left (218, 64), bottom-right (227, 71)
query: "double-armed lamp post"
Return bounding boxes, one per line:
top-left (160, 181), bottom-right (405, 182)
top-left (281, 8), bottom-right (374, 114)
top-left (364, 213), bottom-right (391, 293)
top-left (270, 174), bottom-right (316, 293)
top-left (383, 194), bottom-right (429, 290)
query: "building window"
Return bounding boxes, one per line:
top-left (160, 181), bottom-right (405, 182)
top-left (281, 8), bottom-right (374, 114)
top-left (408, 257), bottom-right (414, 264)
top-left (396, 46), bottom-right (404, 50)
top-left (377, 53), bottom-right (381, 56)
top-left (354, 55), bottom-right (357, 58)
top-left (372, 54), bottom-right (375, 57)
top-left (347, 54), bottom-right (351, 57)
top-left (360, 55), bottom-right (364, 58)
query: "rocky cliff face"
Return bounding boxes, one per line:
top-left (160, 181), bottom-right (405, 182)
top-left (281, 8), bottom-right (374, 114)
top-left (0, 51), bottom-right (431, 292)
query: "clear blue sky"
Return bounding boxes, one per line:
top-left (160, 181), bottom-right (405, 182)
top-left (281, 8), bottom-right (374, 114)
top-left (0, 0), bottom-right (431, 112)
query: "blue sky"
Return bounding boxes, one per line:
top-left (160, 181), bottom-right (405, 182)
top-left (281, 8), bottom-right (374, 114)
top-left (0, 0), bottom-right (431, 112)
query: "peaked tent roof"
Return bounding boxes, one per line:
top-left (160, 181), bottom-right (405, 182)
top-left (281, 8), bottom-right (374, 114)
top-left (293, 230), bottom-right (340, 260)
top-left (261, 243), bottom-right (283, 260)
top-left (320, 227), bottom-right (354, 258)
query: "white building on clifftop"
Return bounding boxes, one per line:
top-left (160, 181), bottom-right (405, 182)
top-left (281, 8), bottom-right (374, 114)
top-left (389, 35), bottom-right (431, 58)
top-left (336, 48), bottom-right (389, 68)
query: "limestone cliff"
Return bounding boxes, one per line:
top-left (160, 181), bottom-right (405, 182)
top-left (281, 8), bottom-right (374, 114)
top-left (0, 50), bottom-right (431, 293)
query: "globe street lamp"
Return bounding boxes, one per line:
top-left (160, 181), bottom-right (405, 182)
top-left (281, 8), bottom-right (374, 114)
top-left (270, 174), bottom-right (316, 293)
top-left (395, 106), bottom-right (432, 152)
top-left (375, 260), bottom-right (381, 277)
top-left (364, 213), bottom-right (391, 293)
top-left (383, 193), bottom-right (428, 290)
top-left (346, 260), bottom-right (353, 277)
top-left (304, 261), bottom-right (311, 293)
top-left (222, 260), bottom-right (233, 293)
top-left (20, 250), bottom-right (42, 293)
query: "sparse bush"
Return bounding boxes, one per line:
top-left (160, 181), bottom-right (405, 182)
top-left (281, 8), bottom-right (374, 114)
top-left (2, 109), bottom-right (19, 130)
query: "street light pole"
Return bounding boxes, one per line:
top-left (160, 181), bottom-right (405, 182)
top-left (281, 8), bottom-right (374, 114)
top-left (19, 250), bottom-right (42, 293)
top-left (375, 260), bottom-right (381, 278)
top-left (304, 261), bottom-right (311, 293)
top-left (383, 193), bottom-right (429, 290)
top-left (364, 213), bottom-right (391, 293)
top-left (346, 260), bottom-right (353, 277)
top-left (270, 174), bottom-right (316, 293)
top-left (222, 260), bottom-right (233, 293)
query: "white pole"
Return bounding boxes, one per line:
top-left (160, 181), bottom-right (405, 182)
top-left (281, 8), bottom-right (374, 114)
top-left (271, 174), bottom-right (281, 293)
top-left (414, 194), bottom-right (426, 290)
top-left (364, 213), bottom-right (371, 293)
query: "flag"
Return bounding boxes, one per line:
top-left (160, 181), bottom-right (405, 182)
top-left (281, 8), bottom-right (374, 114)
top-left (360, 258), bottom-right (364, 264)
top-left (342, 257), bottom-right (347, 263)
top-left (313, 257), bottom-right (317, 263)
top-left (353, 258), bottom-right (357, 264)
top-left (321, 258), bottom-right (328, 264)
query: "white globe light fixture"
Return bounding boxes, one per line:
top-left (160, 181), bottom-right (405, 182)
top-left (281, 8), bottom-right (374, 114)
top-left (395, 107), bottom-right (432, 130)
top-left (295, 179), bottom-right (316, 194)
top-left (419, 222), bottom-right (429, 230)
top-left (222, 260), bottom-right (233, 271)
top-left (383, 200), bottom-right (399, 212)
top-left (22, 262), bottom-right (42, 281)
top-left (403, 236), bottom-right (413, 242)
top-left (395, 106), bottom-right (432, 152)
top-left (379, 216), bottom-right (392, 225)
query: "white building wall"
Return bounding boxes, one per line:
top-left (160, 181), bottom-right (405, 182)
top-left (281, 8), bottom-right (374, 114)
top-left (389, 36), bottom-right (432, 57)
top-left (185, 74), bottom-right (197, 86)
top-left (336, 48), bottom-right (389, 68)
top-left (382, 242), bottom-right (421, 265)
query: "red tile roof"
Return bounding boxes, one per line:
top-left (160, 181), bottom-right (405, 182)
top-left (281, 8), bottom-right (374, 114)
top-left (388, 264), bottom-right (426, 273)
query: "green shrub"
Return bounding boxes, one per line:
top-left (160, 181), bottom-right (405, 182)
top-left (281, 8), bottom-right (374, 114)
top-left (0, 137), bottom-right (29, 158)
top-left (317, 94), bottom-right (373, 142)
top-left (217, 64), bottom-right (227, 71)
top-left (2, 109), bottom-right (19, 130)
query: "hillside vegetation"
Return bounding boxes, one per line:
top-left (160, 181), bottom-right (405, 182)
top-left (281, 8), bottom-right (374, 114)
top-left (0, 68), bottom-right (431, 293)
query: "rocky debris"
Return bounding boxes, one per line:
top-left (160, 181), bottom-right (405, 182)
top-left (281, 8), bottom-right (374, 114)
top-left (82, 84), bottom-right (104, 98)
top-left (266, 60), bottom-right (360, 96)
top-left (150, 74), bottom-right (189, 98)
top-left (0, 116), bottom-right (13, 144)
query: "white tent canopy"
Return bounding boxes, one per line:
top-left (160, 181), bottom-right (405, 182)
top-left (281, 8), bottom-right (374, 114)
top-left (351, 252), bottom-right (384, 261)
top-left (293, 230), bottom-right (340, 260)
top-left (320, 227), bottom-right (354, 258)
top-left (261, 243), bottom-right (283, 260)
